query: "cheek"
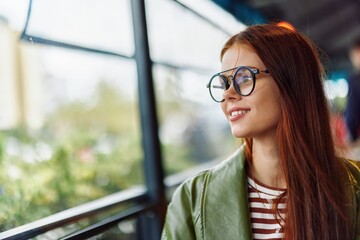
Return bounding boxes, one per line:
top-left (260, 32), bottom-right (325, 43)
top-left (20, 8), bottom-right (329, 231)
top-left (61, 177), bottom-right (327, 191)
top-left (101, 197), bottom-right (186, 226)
top-left (252, 91), bottom-right (281, 121)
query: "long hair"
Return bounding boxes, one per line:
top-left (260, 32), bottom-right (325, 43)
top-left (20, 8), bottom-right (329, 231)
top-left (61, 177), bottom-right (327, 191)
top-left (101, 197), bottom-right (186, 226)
top-left (221, 24), bottom-right (352, 239)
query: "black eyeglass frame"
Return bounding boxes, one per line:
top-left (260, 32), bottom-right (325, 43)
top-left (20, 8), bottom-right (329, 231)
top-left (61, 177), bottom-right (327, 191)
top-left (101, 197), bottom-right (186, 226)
top-left (206, 66), bottom-right (270, 103)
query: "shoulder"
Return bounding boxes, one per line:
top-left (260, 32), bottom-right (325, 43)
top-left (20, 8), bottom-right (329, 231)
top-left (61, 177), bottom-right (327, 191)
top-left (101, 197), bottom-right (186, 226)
top-left (178, 147), bottom-right (246, 194)
top-left (168, 147), bottom-right (247, 215)
top-left (169, 146), bottom-right (246, 209)
top-left (162, 148), bottom-right (246, 239)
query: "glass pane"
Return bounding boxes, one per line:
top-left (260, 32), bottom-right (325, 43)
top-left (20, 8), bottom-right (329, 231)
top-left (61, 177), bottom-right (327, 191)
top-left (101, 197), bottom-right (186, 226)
top-left (0, 36), bottom-right (142, 231)
top-left (147, 0), bottom-right (241, 175)
top-left (154, 65), bottom-right (238, 176)
top-left (147, 0), bottom-right (245, 71)
top-left (26, 0), bottom-right (134, 56)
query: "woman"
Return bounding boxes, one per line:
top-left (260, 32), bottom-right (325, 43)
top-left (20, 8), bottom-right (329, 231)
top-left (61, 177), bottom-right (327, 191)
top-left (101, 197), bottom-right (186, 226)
top-left (162, 24), bottom-right (360, 239)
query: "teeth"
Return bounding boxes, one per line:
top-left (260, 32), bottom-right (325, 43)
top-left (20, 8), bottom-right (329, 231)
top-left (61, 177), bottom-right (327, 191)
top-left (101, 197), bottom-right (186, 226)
top-left (230, 110), bottom-right (250, 117)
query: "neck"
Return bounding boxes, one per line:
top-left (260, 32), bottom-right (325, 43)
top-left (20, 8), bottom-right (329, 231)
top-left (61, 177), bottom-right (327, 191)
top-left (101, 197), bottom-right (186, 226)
top-left (250, 138), bottom-right (286, 188)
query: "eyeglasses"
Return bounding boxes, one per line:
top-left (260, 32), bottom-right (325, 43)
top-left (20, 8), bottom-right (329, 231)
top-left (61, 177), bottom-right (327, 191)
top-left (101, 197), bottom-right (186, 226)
top-left (206, 66), bottom-right (270, 103)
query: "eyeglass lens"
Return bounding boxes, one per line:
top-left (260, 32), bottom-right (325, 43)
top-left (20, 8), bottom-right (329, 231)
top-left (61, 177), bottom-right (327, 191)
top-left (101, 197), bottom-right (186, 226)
top-left (209, 67), bottom-right (254, 102)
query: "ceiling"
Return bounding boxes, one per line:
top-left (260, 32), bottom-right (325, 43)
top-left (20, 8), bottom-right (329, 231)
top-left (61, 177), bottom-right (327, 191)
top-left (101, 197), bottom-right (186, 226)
top-left (212, 0), bottom-right (360, 76)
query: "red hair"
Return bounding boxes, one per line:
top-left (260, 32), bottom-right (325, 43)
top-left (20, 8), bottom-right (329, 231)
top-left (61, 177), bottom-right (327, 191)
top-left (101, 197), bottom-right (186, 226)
top-left (222, 24), bottom-right (352, 240)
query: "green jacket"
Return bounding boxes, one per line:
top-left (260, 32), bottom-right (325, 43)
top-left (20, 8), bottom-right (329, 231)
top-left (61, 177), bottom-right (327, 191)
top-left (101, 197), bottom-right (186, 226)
top-left (162, 147), bottom-right (360, 239)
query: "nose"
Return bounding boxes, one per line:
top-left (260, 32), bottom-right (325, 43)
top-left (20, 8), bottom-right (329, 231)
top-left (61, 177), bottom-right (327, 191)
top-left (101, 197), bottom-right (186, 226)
top-left (223, 78), bottom-right (241, 101)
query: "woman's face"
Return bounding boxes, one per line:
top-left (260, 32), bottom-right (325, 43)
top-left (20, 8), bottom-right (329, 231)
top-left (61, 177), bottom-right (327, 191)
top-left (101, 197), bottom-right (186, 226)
top-left (220, 45), bottom-right (281, 140)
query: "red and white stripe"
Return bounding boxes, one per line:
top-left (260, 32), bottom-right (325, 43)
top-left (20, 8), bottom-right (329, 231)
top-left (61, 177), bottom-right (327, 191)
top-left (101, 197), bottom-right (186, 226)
top-left (248, 177), bottom-right (287, 240)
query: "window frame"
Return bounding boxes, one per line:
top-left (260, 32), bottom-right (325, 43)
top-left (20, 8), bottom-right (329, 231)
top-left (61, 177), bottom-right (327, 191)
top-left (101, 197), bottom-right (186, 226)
top-left (0, 0), bottom-right (234, 239)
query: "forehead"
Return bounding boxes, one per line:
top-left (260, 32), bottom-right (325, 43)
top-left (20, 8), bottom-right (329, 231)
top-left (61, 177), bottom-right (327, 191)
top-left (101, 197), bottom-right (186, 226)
top-left (221, 44), bottom-right (265, 72)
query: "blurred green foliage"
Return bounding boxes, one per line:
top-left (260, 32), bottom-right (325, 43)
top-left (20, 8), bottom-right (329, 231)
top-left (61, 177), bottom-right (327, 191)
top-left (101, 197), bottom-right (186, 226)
top-left (0, 81), bottom-right (195, 231)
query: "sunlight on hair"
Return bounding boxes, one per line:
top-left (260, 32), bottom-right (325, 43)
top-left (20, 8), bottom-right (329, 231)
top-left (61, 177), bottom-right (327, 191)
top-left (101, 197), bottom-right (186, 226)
top-left (276, 21), bottom-right (295, 31)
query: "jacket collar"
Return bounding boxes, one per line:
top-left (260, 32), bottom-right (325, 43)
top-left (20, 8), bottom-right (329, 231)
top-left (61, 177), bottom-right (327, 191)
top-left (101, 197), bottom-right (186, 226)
top-left (202, 146), bottom-right (252, 239)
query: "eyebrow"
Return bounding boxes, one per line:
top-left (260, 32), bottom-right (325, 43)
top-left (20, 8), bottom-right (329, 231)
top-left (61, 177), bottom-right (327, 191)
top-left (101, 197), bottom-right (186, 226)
top-left (218, 66), bottom-right (261, 75)
top-left (218, 66), bottom-right (240, 75)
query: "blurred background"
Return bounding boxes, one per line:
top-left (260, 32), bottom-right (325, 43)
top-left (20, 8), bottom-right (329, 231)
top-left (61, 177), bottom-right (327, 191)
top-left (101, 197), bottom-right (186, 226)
top-left (0, 0), bottom-right (359, 239)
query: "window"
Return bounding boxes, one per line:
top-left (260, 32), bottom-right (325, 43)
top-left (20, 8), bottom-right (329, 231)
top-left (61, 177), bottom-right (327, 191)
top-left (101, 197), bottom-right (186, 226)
top-left (0, 0), bottom-right (245, 237)
top-left (0, 0), bottom-right (142, 231)
top-left (146, 0), bottom-right (243, 175)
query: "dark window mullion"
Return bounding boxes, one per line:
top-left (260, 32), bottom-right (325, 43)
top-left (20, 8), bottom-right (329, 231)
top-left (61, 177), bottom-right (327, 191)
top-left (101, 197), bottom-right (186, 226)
top-left (131, 0), bottom-right (166, 239)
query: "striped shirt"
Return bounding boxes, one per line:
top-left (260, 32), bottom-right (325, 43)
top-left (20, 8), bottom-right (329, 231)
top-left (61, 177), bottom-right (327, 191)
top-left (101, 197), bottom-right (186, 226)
top-left (247, 176), bottom-right (286, 240)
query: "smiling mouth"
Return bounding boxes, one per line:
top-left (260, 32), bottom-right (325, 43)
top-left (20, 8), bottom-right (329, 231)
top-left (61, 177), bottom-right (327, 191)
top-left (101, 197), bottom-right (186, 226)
top-left (230, 109), bottom-right (250, 117)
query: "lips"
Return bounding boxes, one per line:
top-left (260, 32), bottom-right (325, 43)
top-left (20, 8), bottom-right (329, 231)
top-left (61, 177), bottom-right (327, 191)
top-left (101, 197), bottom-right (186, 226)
top-left (230, 109), bottom-right (250, 117)
top-left (228, 108), bottom-right (250, 121)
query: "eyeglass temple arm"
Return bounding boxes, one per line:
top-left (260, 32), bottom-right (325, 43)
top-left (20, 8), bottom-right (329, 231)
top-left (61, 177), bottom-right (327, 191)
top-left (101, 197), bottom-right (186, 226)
top-left (206, 84), bottom-right (224, 89)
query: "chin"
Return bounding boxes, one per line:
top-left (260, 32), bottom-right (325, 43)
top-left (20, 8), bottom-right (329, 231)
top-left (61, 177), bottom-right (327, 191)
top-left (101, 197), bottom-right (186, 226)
top-left (231, 129), bottom-right (249, 139)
